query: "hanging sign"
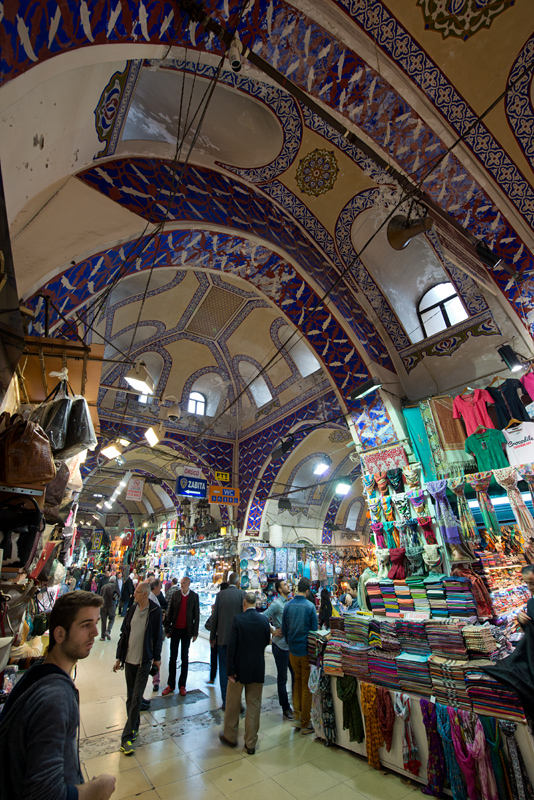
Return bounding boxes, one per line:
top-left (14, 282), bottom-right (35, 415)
top-left (182, 465), bottom-right (202, 479)
top-left (176, 476), bottom-right (207, 498)
top-left (208, 485), bottom-right (240, 505)
top-left (215, 471), bottom-right (230, 482)
top-left (126, 477), bottom-right (145, 501)
top-left (91, 530), bottom-right (103, 550)
top-left (122, 528), bottom-right (134, 546)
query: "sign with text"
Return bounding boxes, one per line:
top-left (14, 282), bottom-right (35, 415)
top-left (91, 530), bottom-right (103, 550)
top-left (126, 477), bottom-right (145, 502)
top-left (215, 471), bottom-right (230, 482)
top-left (208, 485), bottom-right (240, 505)
top-left (176, 476), bottom-right (207, 498)
top-left (182, 465), bottom-right (202, 479)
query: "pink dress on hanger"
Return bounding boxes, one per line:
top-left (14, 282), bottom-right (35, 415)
top-left (453, 389), bottom-right (494, 436)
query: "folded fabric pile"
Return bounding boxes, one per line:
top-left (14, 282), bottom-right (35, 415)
top-left (368, 618), bottom-right (381, 648)
top-left (462, 623), bottom-right (500, 659)
top-left (344, 613), bottom-right (371, 646)
top-left (395, 619), bottom-right (430, 656)
top-left (367, 648), bottom-right (400, 690)
top-left (464, 661), bottom-right (525, 722)
top-left (425, 619), bottom-right (468, 660)
top-left (329, 616), bottom-right (346, 643)
top-left (380, 580), bottom-right (400, 617)
top-left (442, 576), bottom-right (478, 618)
top-left (323, 640), bottom-right (344, 676)
top-left (405, 575), bottom-right (430, 613)
top-left (379, 620), bottom-right (401, 652)
top-left (396, 652), bottom-right (432, 696)
top-left (308, 631), bottom-right (326, 666)
top-left (428, 655), bottom-right (471, 709)
top-left (366, 581), bottom-right (385, 613)
top-left (394, 581), bottom-right (415, 613)
top-left (424, 577), bottom-right (448, 618)
top-left (342, 641), bottom-right (370, 679)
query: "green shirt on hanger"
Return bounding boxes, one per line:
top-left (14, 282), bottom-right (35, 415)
top-left (465, 428), bottom-right (508, 471)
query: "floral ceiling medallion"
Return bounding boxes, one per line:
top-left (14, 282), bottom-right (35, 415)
top-left (296, 149), bottom-right (339, 197)
top-left (417, 0), bottom-right (515, 40)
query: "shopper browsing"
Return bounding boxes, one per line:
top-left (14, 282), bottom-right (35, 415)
top-left (262, 579), bottom-right (294, 719)
top-left (162, 576), bottom-right (200, 697)
top-left (99, 575), bottom-right (120, 640)
top-left (0, 590), bottom-right (116, 800)
top-left (281, 577), bottom-right (318, 734)
top-left (342, 578), bottom-right (360, 612)
top-left (113, 582), bottom-right (162, 755)
top-left (210, 572), bottom-right (245, 708)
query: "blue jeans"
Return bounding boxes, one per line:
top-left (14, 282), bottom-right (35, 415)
top-left (272, 642), bottom-right (294, 712)
top-left (218, 644), bottom-right (228, 706)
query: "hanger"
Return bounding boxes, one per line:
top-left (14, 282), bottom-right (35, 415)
top-left (473, 424), bottom-right (488, 434)
top-left (505, 418), bottom-right (522, 429)
top-left (488, 375), bottom-right (506, 387)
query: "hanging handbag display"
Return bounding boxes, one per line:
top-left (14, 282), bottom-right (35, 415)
top-left (0, 581), bottom-right (37, 645)
top-left (0, 413), bottom-right (56, 486)
top-left (29, 381), bottom-right (73, 454)
top-left (61, 395), bottom-right (97, 458)
top-left (0, 496), bottom-right (44, 570)
top-left (29, 540), bottom-right (61, 582)
top-left (30, 596), bottom-right (49, 636)
top-left (44, 460), bottom-right (70, 507)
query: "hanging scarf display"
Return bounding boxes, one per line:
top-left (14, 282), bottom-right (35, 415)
top-left (420, 699), bottom-right (447, 798)
top-left (387, 467), bottom-right (404, 493)
top-left (371, 522), bottom-right (386, 548)
top-left (368, 496), bottom-right (383, 523)
top-left (418, 516), bottom-right (437, 544)
top-left (362, 473), bottom-right (377, 497)
top-left (448, 477), bottom-right (480, 544)
top-left (360, 682), bottom-right (383, 769)
top-left (466, 714), bottom-right (499, 800)
top-left (401, 519), bottom-right (421, 547)
top-left (406, 546), bottom-right (426, 577)
top-left (393, 494), bottom-right (411, 521)
top-left (318, 670), bottom-right (336, 746)
top-left (382, 496), bottom-right (395, 521)
top-left (403, 406), bottom-right (438, 481)
top-left (376, 686), bottom-right (395, 752)
top-left (388, 547), bottom-right (406, 580)
top-left (423, 544), bottom-right (442, 573)
top-left (403, 464), bottom-right (421, 488)
top-left (479, 717), bottom-right (513, 800)
top-left (498, 721), bottom-right (534, 800)
top-left (336, 675), bottom-right (364, 743)
top-left (376, 548), bottom-right (391, 579)
top-left (393, 693), bottom-right (420, 776)
top-left (384, 522), bottom-right (398, 549)
top-left (494, 466), bottom-right (534, 538)
top-left (407, 489), bottom-right (427, 516)
top-left (374, 472), bottom-right (389, 496)
top-left (517, 463), bottom-right (534, 511)
top-left (468, 471), bottom-right (501, 537)
top-left (427, 480), bottom-right (462, 544)
top-left (435, 703), bottom-right (467, 800)
top-left (449, 708), bottom-right (479, 800)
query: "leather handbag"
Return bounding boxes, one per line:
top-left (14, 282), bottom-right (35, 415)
top-left (0, 496), bottom-right (44, 570)
top-left (44, 460), bottom-right (70, 507)
top-left (30, 540), bottom-right (61, 581)
top-left (0, 581), bottom-right (37, 645)
top-left (0, 412), bottom-right (56, 486)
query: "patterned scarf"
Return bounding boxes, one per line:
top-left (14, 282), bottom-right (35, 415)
top-left (374, 472), bottom-right (389, 496)
top-left (517, 463), bottom-right (534, 510)
top-left (393, 494), bottom-right (411, 521)
top-left (387, 467), bottom-right (404, 493)
top-left (376, 686), bottom-right (395, 752)
top-left (403, 465), bottom-right (421, 488)
top-left (407, 489), bottom-right (427, 516)
top-left (468, 471), bottom-right (501, 536)
top-left (394, 693), bottom-right (421, 775)
top-left (420, 699), bottom-right (447, 797)
top-left (436, 703), bottom-right (467, 800)
top-left (384, 521), bottom-right (398, 549)
top-left (318, 671), bottom-right (336, 746)
top-left (498, 721), bottom-right (534, 800)
top-left (448, 477), bottom-right (479, 543)
top-left (382, 496), bottom-right (395, 521)
top-left (360, 682), bottom-right (383, 769)
top-left (494, 466), bottom-right (534, 538)
top-left (388, 547), bottom-right (406, 580)
top-left (418, 516), bottom-right (437, 544)
top-left (427, 480), bottom-right (462, 544)
top-left (336, 675), bottom-right (364, 743)
top-left (368, 496), bottom-right (383, 522)
top-left (362, 473), bottom-right (377, 497)
top-left (371, 522), bottom-right (386, 548)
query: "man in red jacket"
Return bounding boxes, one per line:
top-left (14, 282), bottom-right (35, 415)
top-left (162, 576), bottom-right (199, 697)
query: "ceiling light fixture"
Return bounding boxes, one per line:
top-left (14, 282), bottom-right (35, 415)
top-left (101, 440), bottom-right (124, 459)
top-left (227, 36), bottom-right (242, 72)
top-left (335, 482), bottom-right (350, 496)
top-left (349, 377), bottom-right (383, 400)
top-left (124, 361), bottom-right (155, 395)
top-left (145, 423), bottom-right (165, 447)
top-left (313, 461), bottom-right (330, 475)
top-left (498, 344), bottom-right (524, 373)
top-left (270, 435), bottom-right (295, 461)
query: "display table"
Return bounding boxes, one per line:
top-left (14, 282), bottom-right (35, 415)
top-left (330, 677), bottom-right (534, 788)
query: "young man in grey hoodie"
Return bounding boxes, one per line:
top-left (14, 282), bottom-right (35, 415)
top-left (0, 590), bottom-right (116, 800)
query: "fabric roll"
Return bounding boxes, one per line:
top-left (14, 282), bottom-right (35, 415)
top-left (360, 682), bottom-right (383, 769)
top-left (393, 692), bottom-right (420, 776)
top-left (493, 466), bottom-right (534, 538)
top-left (336, 675), bottom-right (364, 743)
top-left (427, 480), bottom-right (462, 544)
top-left (420, 699), bottom-right (447, 797)
top-left (376, 686), bottom-right (395, 752)
top-left (448, 477), bottom-right (480, 543)
top-left (468, 471), bottom-right (501, 537)
top-left (403, 407), bottom-right (438, 482)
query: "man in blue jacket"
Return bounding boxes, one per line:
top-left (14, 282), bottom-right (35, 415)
top-left (281, 577), bottom-right (318, 734)
top-left (114, 581), bottom-right (162, 755)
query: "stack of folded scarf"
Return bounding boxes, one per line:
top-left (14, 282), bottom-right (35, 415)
top-left (442, 576), bottom-right (478, 618)
top-left (344, 613), bottom-right (371, 646)
top-left (379, 620), bottom-right (401, 652)
top-left (367, 648), bottom-right (400, 690)
top-left (329, 616), bottom-right (346, 643)
top-left (396, 652), bottom-right (432, 696)
top-left (424, 577), bottom-right (448, 618)
top-left (464, 661), bottom-right (526, 722)
top-left (425, 619), bottom-right (468, 660)
top-left (323, 640), bottom-right (344, 676)
top-left (395, 619), bottom-right (430, 656)
top-left (406, 575), bottom-right (430, 613)
top-left (342, 641), bottom-right (370, 679)
top-left (462, 623), bottom-right (500, 659)
top-left (380, 580), bottom-right (400, 617)
top-left (366, 582), bottom-right (385, 613)
top-left (394, 581), bottom-right (415, 613)
top-left (428, 655), bottom-right (471, 709)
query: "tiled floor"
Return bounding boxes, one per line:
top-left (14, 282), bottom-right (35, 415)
top-left (78, 631), bottom-right (421, 800)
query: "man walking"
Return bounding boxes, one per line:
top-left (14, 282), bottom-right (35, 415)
top-left (282, 577), bottom-right (318, 735)
top-left (210, 572), bottom-right (245, 708)
top-left (162, 576), bottom-right (199, 697)
top-left (263, 578), bottom-right (294, 719)
top-left (120, 572), bottom-right (135, 617)
top-left (114, 582), bottom-right (162, 755)
top-left (0, 591), bottom-right (116, 799)
top-left (99, 575), bottom-right (120, 640)
top-left (220, 592), bottom-right (271, 754)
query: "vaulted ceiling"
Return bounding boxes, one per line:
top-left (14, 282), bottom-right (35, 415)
top-left (2, 0), bottom-right (533, 534)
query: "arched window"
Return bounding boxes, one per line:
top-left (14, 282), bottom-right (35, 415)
top-left (188, 391), bottom-right (206, 415)
top-left (417, 282), bottom-right (468, 338)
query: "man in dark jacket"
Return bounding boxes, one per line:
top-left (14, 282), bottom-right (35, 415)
top-left (162, 576), bottom-right (199, 697)
top-left (219, 592), bottom-right (270, 754)
top-left (120, 573), bottom-right (135, 616)
top-left (210, 572), bottom-right (245, 708)
top-left (113, 582), bottom-right (162, 755)
top-left (99, 575), bottom-right (120, 640)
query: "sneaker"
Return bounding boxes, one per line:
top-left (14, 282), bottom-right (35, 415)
top-left (179, 686), bottom-right (187, 696)
top-left (301, 725), bottom-right (315, 735)
top-left (99, 636), bottom-right (106, 641)
top-left (283, 708), bottom-right (295, 720)
top-left (153, 684), bottom-right (160, 692)
top-left (161, 686), bottom-right (174, 696)
top-left (131, 729), bottom-right (139, 741)
top-left (105, 633), bottom-right (111, 640)
top-left (120, 741), bottom-right (134, 755)
top-left (140, 699), bottom-right (151, 710)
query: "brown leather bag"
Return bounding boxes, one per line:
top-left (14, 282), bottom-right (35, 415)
top-left (0, 413), bottom-right (56, 486)
top-left (44, 461), bottom-right (70, 507)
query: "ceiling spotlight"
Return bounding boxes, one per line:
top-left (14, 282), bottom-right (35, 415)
top-left (164, 396), bottom-right (182, 422)
top-left (278, 497), bottom-right (292, 511)
top-left (93, 493), bottom-right (103, 498)
top-left (335, 482), bottom-right (350, 496)
top-left (124, 361), bottom-right (155, 395)
top-left (143, 521), bottom-right (148, 528)
top-left (101, 440), bottom-right (124, 459)
top-left (96, 502), bottom-right (103, 509)
top-left (145, 423), bottom-right (164, 447)
top-left (314, 461), bottom-right (330, 475)
top-left (104, 501), bottom-right (113, 509)
top-left (498, 344), bottom-right (524, 373)
top-left (271, 435), bottom-right (295, 460)
top-left (476, 241), bottom-right (502, 270)
top-left (349, 377), bottom-right (382, 401)
top-left (227, 37), bottom-right (242, 72)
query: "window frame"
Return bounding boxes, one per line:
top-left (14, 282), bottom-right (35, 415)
top-left (416, 282), bottom-right (467, 339)
top-left (188, 391), bottom-right (206, 416)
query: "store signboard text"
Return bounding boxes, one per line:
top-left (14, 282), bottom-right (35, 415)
top-left (215, 471), bottom-right (230, 482)
top-left (176, 476), bottom-right (207, 498)
top-left (126, 477), bottom-right (145, 501)
top-left (208, 486), bottom-right (240, 505)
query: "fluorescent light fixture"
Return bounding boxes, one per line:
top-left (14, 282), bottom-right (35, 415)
top-left (93, 493), bottom-right (103, 498)
top-left (92, 514), bottom-right (100, 520)
top-left (78, 449), bottom-right (88, 463)
top-left (475, 241), bottom-right (502, 270)
top-left (118, 438), bottom-right (130, 447)
top-left (145, 424), bottom-right (164, 447)
top-left (335, 482), bottom-right (350, 496)
top-left (498, 344), bottom-right (524, 373)
top-left (104, 501), bottom-right (113, 509)
top-left (119, 481), bottom-right (126, 489)
top-left (124, 361), bottom-right (155, 395)
top-left (271, 435), bottom-right (295, 460)
top-left (96, 502), bottom-right (103, 509)
top-left (314, 462), bottom-right (330, 475)
top-left (349, 377), bottom-right (382, 401)
top-left (101, 440), bottom-right (124, 459)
